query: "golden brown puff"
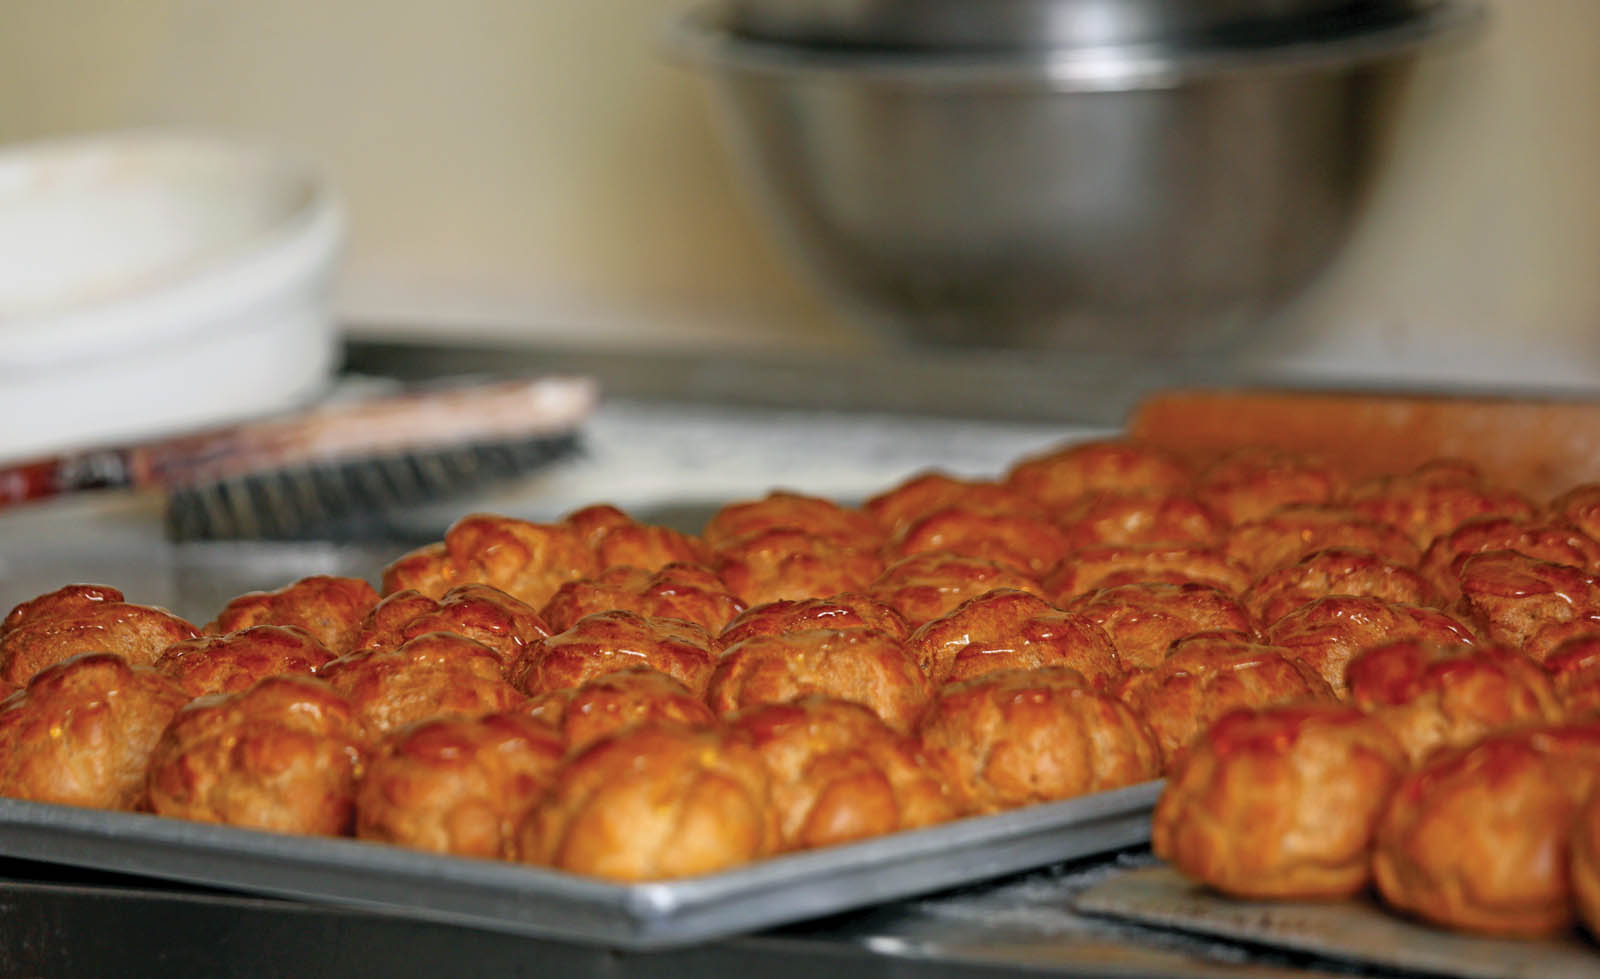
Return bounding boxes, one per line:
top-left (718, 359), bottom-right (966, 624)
top-left (0, 595), bottom-right (198, 689)
top-left (708, 628), bottom-right (932, 734)
top-left (717, 593), bottom-right (912, 651)
top-left (1263, 595), bottom-right (1477, 698)
top-left (448, 513), bottom-right (598, 601)
top-left (1192, 447), bottom-right (1348, 525)
top-left (1152, 703), bottom-right (1406, 900)
top-left (355, 711), bottom-right (565, 859)
top-left (524, 666), bottom-right (716, 752)
top-left (713, 527), bottom-right (886, 608)
top-left (145, 675), bottom-right (367, 835)
top-left (1420, 516), bottom-right (1600, 601)
top-left (1544, 635), bottom-right (1600, 717)
top-left (561, 503), bottom-right (710, 572)
top-left (936, 638), bottom-right (1117, 690)
top-left (1410, 458), bottom-right (1489, 485)
top-left (1516, 718), bottom-right (1600, 767)
top-left (1223, 504), bottom-right (1421, 577)
top-left (1544, 633), bottom-right (1600, 685)
top-left (1345, 640), bottom-right (1564, 765)
top-left (1550, 483), bottom-right (1600, 544)
top-left (540, 563), bottom-right (744, 636)
top-left (906, 589), bottom-right (1122, 690)
top-left (1456, 550), bottom-right (1600, 662)
top-left (380, 542), bottom-right (453, 597)
top-left (1004, 439), bottom-right (1194, 510)
top-left (0, 652), bottom-right (189, 810)
top-left (380, 512), bottom-right (599, 610)
top-left (351, 583), bottom-right (550, 668)
top-left (593, 522), bottom-right (708, 574)
top-left (888, 506), bottom-right (1071, 578)
top-left (1348, 465), bottom-right (1538, 550)
top-left (511, 610), bottom-right (716, 698)
top-left (559, 503), bottom-right (635, 549)
top-left (729, 696), bottom-right (956, 850)
top-left (918, 666), bottom-right (1159, 815)
top-left (1044, 546), bottom-right (1252, 605)
top-left (207, 575), bottom-right (379, 655)
top-left (1114, 637), bottom-right (1334, 767)
top-left (352, 589), bottom-right (441, 653)
top-left (1242, 547), bottom-right (1440, 629)
top-left (869, 551), bottom-right (1045, 629)
top-left (1372, 722), bottom-right (1600, 938)
top-left (1526, 618), bottom-right (1600, 668)
top-left (155, 624), bottom-right (334, 698)
top-left (702, 491), bottom-right (884, 552)
top-left (517, 722), bottom-right (778, 881)
top-left (1055, 491), bottom-right (1228, 551)
top-left (414, 584), bottom-right (550, 652)
top-left (1067, 582), bottom-right (1255, 671)
top-left (1, 583), bottom-right (125, 635)
top-left (1572, 784), bottom-right (1600, 942)
top-left (318, 632), bottom-right (526, 737)
top-left (863, 471), bottom-right (1048, 539)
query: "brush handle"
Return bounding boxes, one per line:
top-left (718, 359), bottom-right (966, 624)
top-left (143, 375), bottom-right (597, 485)
top-left (0, 448), bottom-right (148, 507)
top-left (0, 375), bottom-right (598, 507)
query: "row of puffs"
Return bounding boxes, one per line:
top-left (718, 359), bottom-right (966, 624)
top-left (2, 440), bottom-right (1600, 897)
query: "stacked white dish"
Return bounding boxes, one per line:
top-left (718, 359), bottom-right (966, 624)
top-left (0, 132), bottom-right (344, 461)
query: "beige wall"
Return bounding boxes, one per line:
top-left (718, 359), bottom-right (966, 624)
top-left (1, 1), bottom-right (1598, 379)
top-left (0, 0), bottom-right (850, 351)
top-left (1253, 0), bottom-right (1600, 387)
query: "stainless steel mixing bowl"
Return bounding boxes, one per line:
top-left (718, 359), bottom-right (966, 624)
top-left (724, 0), bottom-right (1431, 51)
top-left (671, 3), bottom-right (1481, 353)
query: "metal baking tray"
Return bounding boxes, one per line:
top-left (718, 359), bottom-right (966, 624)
top-left (0, 780), bottom-right (1160, 950)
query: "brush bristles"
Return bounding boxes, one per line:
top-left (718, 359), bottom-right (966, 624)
top-left (164, 434), bottom-right (581, 541)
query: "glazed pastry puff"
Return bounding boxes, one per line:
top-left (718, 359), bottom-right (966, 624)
top-left (1152, 703), bottom-right (1406, 899)
top-left (1372, 723), bottom-right (1600, 937)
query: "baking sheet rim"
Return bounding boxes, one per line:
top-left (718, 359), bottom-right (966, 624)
top-left (0, 779), bottom-right (1161, 949)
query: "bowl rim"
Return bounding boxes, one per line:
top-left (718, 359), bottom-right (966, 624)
top-left (667, 0), bottom-right (1485, 91)
top-left (721, 0), bottom-right (1432, 51)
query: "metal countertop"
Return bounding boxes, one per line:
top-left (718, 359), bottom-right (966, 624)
top-left (340, 336), bottom-right (1600, 429)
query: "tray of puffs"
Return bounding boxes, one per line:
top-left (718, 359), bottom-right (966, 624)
top-left (5, 391), bottom-right (1600, 948)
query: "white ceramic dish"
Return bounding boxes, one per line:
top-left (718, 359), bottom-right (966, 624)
top-left (0, 131), bottom-right (345, 462)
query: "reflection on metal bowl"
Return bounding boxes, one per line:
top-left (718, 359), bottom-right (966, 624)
top-left (671, 3), bottom-right (1482, 353)
top-left (722, 0), bottom-right (1436, 51)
